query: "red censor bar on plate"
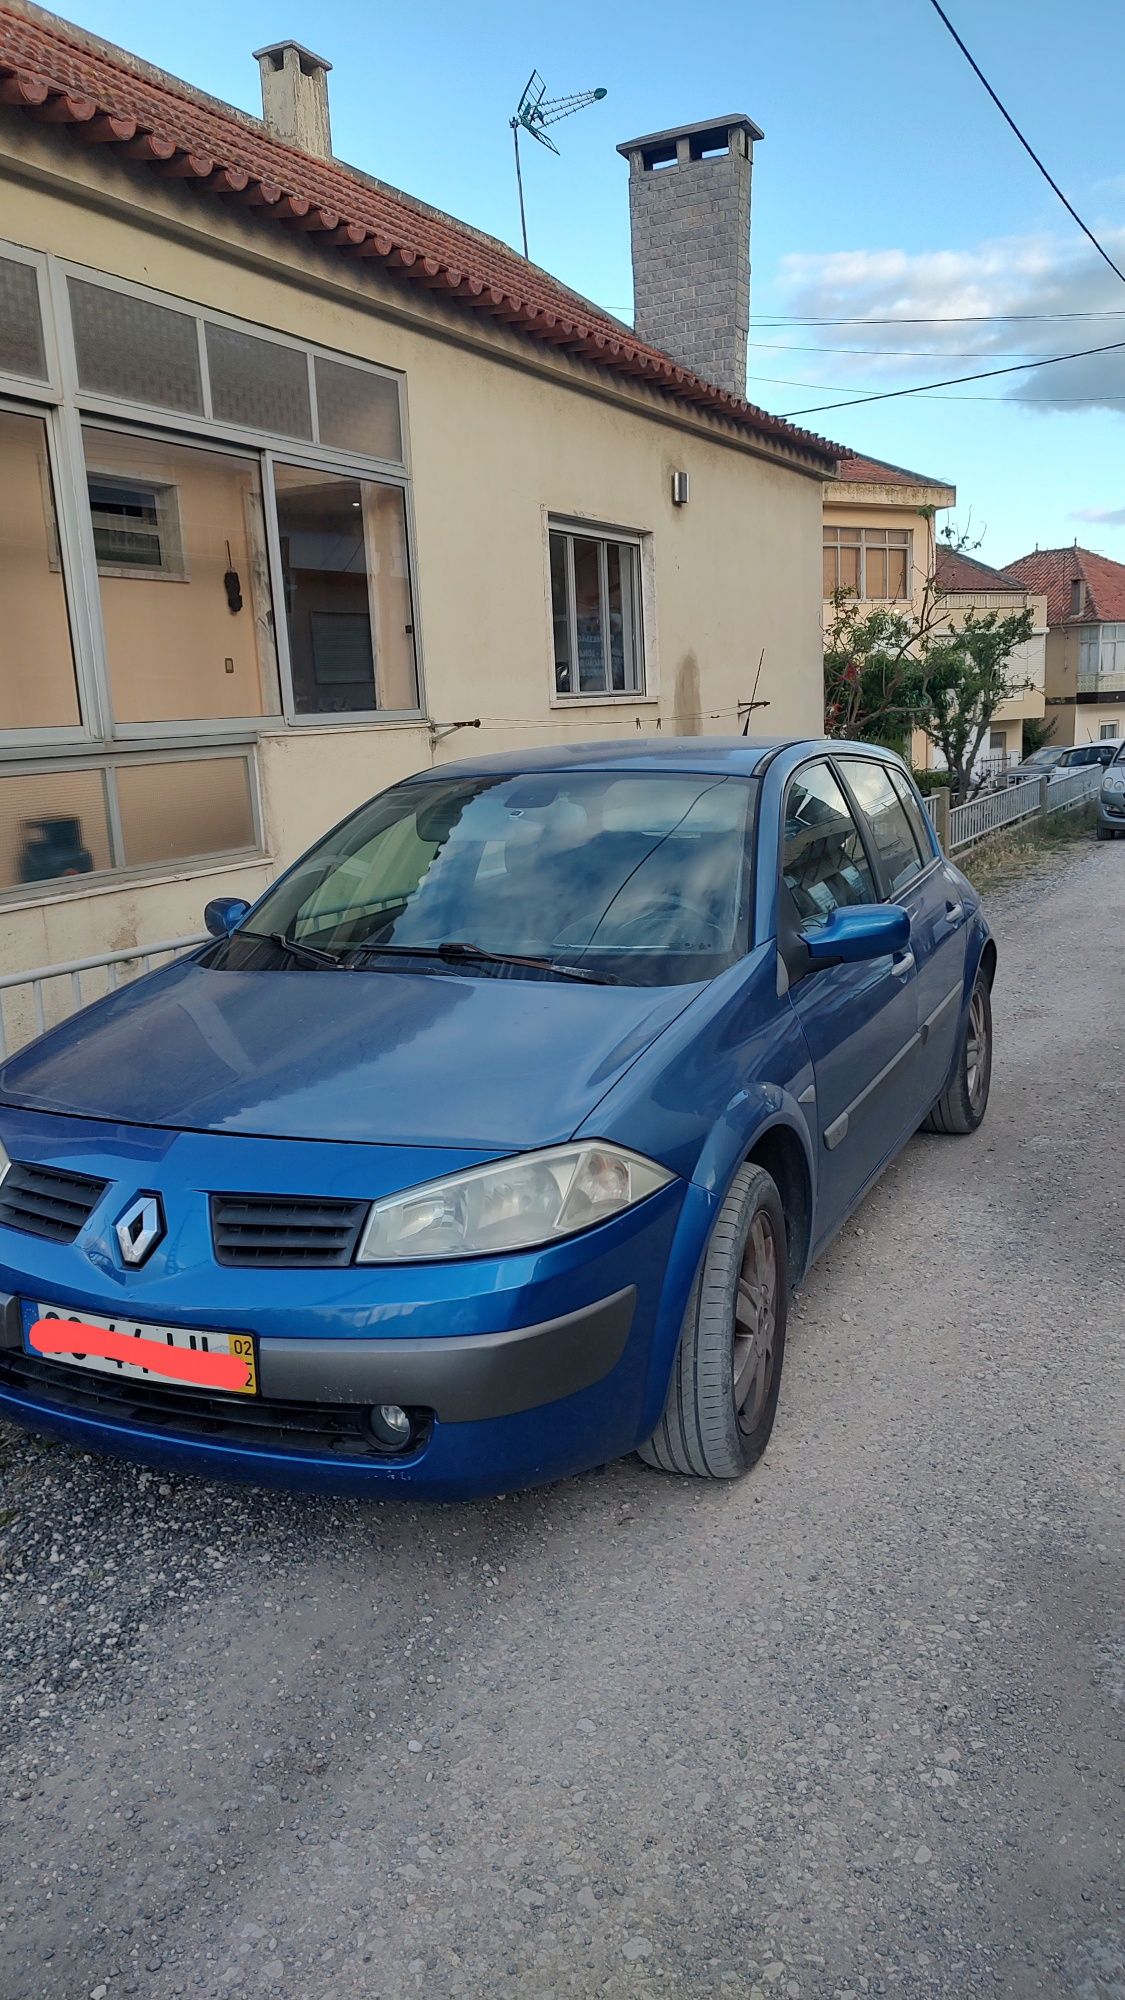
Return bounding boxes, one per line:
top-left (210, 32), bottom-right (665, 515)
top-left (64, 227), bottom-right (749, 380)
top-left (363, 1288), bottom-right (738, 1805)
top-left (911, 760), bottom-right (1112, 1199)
top-left (29, 1318), bottom-right (252, 1392)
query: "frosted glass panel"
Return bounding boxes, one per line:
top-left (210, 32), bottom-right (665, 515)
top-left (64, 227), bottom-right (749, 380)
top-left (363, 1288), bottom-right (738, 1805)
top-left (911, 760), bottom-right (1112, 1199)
top-left (314, 356), bottom-right (402, 461)
top-left (0, 410), bottom-right (81, 729)
top-left (117, 756), bottom-right (255, 867)
top-left (69, 278), bottom-right (203, 413)
top-left (0, 768), bottom-right (111, 892)
top-left (0, 256), bottom-right (46, 380)
top-left (206, 323), bottom-right (312, 438)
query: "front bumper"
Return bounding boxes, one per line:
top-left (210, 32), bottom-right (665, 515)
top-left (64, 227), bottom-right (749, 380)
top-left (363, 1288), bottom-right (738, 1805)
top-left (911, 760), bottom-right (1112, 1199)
top-left (0, 1108), bottom-right (713, 1497)
top-left (1097, 792), bottom-right (1125, 829)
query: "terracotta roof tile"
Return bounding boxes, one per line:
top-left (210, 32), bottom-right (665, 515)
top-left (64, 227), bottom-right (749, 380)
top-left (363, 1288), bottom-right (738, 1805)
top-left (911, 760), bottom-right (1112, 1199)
top-left (935, 546), bottom-right (1018, 592)
top-left (833, 450), bottom-right (955, 492)
top-left (0, 2), bottom-right (837, 469)
top-left (1001, 545), bottom-right (1125, 625)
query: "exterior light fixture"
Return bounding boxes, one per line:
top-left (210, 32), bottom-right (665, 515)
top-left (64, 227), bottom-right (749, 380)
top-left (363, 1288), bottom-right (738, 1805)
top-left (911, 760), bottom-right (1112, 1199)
top-left (671, 470), bottom-right (690, 506)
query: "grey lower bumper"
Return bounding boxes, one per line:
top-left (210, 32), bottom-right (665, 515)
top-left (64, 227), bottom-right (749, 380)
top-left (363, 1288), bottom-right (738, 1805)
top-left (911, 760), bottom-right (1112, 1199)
top-left (0, 1287), bottom-right (637, 1425)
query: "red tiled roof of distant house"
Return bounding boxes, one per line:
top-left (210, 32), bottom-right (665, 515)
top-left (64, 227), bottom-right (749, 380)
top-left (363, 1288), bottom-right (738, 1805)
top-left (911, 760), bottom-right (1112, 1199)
top-left (833, 451), bottom-right (955, 490)
top-left (0, 3), bottom-right (837, 469)
top-left (935, 546), bottom-right (1019, 591)
top-left (1001, 545), bottom-right (1125, 625)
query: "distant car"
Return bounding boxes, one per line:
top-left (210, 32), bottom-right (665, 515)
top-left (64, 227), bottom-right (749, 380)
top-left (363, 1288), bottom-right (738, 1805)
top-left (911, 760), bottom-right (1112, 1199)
top-left (0, 738), bottom-right (995, 1500)
top-left (1097, 741), bottom-right (1125, 839)
top-left (1011, 745), bottom-right (1067, 783)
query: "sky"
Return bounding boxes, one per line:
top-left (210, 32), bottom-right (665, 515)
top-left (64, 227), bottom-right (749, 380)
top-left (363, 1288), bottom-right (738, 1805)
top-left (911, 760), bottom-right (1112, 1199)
top-left (52, 0), bottom-right (1125, 569)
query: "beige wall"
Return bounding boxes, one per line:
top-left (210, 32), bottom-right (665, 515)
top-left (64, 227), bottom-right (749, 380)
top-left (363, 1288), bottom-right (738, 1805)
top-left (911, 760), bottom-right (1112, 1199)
top-left (0, 119), bottom-right (824, 985)
top-left (1042, 626), bottom-right (1125, 745)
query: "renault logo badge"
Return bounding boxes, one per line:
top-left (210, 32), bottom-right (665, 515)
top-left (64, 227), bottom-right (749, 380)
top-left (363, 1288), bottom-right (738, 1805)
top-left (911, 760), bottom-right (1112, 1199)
top-left (115, 1193), bottom-right (165, 1268)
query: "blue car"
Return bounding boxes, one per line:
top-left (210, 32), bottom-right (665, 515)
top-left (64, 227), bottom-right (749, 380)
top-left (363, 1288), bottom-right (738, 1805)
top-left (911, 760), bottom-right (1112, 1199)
top-left (0, 739), bottom-right (993, 1499)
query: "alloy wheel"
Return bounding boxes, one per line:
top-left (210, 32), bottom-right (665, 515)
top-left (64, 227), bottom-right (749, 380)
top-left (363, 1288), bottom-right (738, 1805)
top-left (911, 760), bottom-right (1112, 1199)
top-left (966, 986), bottom-right (990, 1114)
top-left (733, 1212), bottom-right (778, 1434)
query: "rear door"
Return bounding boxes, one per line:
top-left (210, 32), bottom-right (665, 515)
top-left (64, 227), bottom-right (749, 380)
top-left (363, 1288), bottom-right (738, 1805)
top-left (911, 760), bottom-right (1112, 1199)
top-left (839, 757), bottom-right (967, 1113)
top-left (781, 758), bottom-right (919, 1228)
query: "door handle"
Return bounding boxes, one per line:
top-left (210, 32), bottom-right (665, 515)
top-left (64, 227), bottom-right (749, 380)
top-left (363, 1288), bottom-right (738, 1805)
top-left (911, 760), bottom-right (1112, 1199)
top-left (892, 950), bottom-right (915, 977)
top-left (945, 900), bottom-right (965, 924)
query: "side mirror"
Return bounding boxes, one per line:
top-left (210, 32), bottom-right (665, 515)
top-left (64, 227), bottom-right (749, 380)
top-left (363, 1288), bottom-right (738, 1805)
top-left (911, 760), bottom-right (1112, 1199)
top-left (802, 903), bottom-right (910, 969)
top-left (204, 896), bottom-right (251, 939)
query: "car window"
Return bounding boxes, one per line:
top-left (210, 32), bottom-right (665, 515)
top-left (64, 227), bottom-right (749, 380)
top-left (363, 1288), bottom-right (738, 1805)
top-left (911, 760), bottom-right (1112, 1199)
top-left (782, 761), bottom-right (878, 926)
top-left (221, 769), bottom-right (756, 987)
top-left (842, 759), bottom-right (926, 896)
top-left (887, 767), bottom-right (936, 862)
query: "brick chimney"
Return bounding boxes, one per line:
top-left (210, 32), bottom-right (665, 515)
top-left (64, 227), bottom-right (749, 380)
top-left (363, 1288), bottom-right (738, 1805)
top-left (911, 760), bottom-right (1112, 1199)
top-left (616, 115), bottom-right (763, 400)
top-left (254, 40), bottom-right (333, 158)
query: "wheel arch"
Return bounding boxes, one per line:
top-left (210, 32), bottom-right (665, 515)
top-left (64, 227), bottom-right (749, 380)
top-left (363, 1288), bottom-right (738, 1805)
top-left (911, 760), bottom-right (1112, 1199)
top-left (978, 938), bottom-right (998, 990)
top-left (743, 1120), bottom-right (813, 1285)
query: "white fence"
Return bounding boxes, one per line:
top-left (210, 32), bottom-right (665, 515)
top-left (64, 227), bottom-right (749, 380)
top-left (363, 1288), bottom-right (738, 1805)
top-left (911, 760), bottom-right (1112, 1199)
top-left (0, 934), bottom-right (205, 1061)
top-left (946, 764), bottom-right (1102, 852)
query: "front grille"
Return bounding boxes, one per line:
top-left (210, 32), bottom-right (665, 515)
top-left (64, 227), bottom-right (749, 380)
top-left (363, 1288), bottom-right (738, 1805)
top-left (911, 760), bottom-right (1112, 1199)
top-left (0, 1161), bottom-right (107, 1244)
top-left (210, 1193), bottom-right (368, 1267)
top-left (0, 1349), bottom-right (430, 1460)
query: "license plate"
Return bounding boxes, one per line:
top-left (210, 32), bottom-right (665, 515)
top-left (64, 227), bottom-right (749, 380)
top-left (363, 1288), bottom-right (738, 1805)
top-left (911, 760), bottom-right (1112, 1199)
top-left (23, 1302), bottom-right (258, 1396)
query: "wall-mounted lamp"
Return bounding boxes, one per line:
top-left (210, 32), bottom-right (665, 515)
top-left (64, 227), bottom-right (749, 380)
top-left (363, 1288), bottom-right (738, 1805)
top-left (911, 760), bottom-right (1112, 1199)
top-left (671, 469), bottom-right (690, 507)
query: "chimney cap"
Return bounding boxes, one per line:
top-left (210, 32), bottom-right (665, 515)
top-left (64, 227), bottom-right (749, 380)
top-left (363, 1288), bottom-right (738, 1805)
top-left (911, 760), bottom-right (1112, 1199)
top-left (253, 39), bottom-right (332, 73)
top-left (616, 113), bottom-right (763, 161)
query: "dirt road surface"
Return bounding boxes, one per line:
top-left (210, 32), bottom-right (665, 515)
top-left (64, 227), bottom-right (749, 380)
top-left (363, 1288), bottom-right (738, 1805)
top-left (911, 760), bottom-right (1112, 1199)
top-left (1, 839), bottom-right (1122, 2000)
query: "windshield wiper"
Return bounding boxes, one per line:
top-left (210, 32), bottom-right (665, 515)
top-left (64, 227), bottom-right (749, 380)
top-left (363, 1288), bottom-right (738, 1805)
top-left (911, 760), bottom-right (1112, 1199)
top-left (350, 940), bottom-right (618, 985)
top-left (236, 928), bottom-right (348, 970)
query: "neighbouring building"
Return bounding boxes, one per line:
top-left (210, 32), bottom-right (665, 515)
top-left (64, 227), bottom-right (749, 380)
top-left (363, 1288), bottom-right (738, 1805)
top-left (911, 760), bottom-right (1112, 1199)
top-left (1001, 544), bottom-right (1125, 747)
top-left (931, 546), bottom-right (1047, 775)
top-left (0, 1), bottom-right (835, 1007)
top-left (821, 450), bottom-right (1045, 776)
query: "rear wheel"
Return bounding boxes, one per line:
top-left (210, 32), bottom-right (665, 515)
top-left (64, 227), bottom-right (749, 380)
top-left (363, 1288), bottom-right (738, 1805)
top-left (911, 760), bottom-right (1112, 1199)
top-left (922, 971), bottom-right (992, 1135)
top-left (639, 1162), bottom-right (788, 1480)
top-left (1096, 822), bottom-right (1114, 840)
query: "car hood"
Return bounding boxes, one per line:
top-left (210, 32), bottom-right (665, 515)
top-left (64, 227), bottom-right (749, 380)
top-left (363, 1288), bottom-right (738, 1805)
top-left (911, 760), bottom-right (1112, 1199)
top-left (0, 957), bottom-right (698, 1150)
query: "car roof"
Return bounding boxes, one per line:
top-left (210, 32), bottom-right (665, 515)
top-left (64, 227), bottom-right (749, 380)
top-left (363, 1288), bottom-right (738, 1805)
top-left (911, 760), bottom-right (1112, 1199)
top-left (411, 736), bottom-right (903, 783)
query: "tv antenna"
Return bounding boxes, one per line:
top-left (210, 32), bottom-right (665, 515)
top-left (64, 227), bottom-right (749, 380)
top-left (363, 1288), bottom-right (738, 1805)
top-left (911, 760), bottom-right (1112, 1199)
top-left (510, 70), bottom-right (607, 260)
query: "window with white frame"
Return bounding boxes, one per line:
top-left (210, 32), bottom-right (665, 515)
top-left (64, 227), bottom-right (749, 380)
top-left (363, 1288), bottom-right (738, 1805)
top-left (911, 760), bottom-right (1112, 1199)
top-left (0, 240), bottom-right (421, 898)
top-left (549, 523), bottom-right (644, 697)
top-left (1079, 622), bottom-right (1125, 682)
top-left (823, 525), bottom-right (912, 601)
top-left (1100, 722), bottom-right (1120, 740)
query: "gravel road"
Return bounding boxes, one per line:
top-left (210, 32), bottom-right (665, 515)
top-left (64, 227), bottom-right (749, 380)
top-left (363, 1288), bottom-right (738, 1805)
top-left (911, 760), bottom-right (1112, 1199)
top-left (1, 838), bottom-right (1122, 2000)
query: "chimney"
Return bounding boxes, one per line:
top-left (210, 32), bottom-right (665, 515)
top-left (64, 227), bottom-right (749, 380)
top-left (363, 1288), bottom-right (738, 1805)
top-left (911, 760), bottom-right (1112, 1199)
top-left (254, 41), bottom-right (333, 159)
top-left (616, 115), bottom-right (763, 400)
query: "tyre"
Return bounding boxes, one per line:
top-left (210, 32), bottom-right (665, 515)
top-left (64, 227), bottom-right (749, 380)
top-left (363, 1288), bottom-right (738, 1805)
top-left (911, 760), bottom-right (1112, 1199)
top-left (922, 970), bottom-right (992, 1136)
top-left (1096, 822), bottom-right (1113, 840)
top-left (639, 1161), bottom-right (788, 1479)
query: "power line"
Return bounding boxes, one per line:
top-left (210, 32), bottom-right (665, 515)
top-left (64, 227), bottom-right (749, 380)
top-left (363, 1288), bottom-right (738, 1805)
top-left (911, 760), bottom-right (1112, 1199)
top-left (778, 334), bottom-right (1125, 416)
top-left (750, 366), bottom-right (1125, 404)
top-left (751, 339), bottom-right (1045, 361)
top-left (753, 309), bottom-right (1125, 328)
top-left (926, 0), bottom-right (1125, 288)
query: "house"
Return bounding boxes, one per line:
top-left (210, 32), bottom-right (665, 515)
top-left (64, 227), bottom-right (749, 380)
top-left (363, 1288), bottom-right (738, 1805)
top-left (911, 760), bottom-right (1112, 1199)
top-left (1001, 545), bottom-right (1125, 747)
top-left (822, 450), bottom-right (1045, 775)
top-left (0, 2), bottom-right (835, 992)
top-left (823, 451), bottom-right (956, 637)
top-left (931, 546), bottom-right (1047, 774)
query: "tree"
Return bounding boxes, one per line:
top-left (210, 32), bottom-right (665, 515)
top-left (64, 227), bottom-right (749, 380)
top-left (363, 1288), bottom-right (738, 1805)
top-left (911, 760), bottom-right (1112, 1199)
top-left (910, 606), bottom-right (1034, 800)
top-left (824, 524), bottom-right (1034, 797)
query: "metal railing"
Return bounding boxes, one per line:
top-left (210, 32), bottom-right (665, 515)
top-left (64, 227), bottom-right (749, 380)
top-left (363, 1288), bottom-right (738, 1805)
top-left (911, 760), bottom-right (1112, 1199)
top-left (0, 933), bottom-right (205, 1060)
top-left (946, 764), bottom-right (1102, 852)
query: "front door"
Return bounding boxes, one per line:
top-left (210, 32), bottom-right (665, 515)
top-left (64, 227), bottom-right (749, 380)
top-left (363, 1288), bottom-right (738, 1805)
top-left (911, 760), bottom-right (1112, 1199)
top-left (781, 759), bottom-right (920, 1232)
top-left (838, 757), bottom-right (966, 1112)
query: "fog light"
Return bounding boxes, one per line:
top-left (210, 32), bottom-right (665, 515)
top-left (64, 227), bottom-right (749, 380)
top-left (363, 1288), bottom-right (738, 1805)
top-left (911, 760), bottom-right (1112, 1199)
top-left (369, 1402), bottom-right (413, 1451)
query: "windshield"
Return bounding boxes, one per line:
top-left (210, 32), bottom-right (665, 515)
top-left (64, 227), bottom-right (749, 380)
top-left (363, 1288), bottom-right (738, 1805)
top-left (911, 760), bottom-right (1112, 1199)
top-left (220, 770), bottom-right (756, 987)
top-left (1023, 747), bottom-right (1063, 768)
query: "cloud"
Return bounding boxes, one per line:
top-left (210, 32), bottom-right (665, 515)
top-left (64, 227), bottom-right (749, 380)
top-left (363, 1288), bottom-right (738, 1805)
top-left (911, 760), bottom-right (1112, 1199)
top-left (773, 230), bottom-right (1125, 414)
top-left (1072, 505), bottom-right (1125, 525)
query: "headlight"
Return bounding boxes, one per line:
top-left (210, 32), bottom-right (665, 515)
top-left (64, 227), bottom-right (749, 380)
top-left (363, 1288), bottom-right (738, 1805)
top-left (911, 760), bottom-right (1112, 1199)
top-left (1101, 770), bottom-right (1125, 793)
top-left (356, 1144), bottom-right (673, 1262)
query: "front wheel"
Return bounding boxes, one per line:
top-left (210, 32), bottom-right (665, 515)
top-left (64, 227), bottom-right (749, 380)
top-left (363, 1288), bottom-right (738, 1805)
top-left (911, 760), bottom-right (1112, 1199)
top-left (922, 970), bottom-right (992, 1135)
top-left (639, 1162), bottom-right (788, 1480)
